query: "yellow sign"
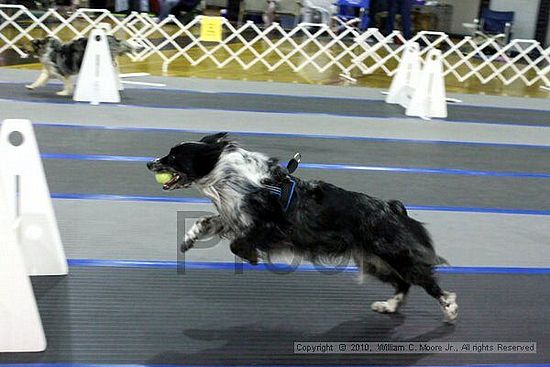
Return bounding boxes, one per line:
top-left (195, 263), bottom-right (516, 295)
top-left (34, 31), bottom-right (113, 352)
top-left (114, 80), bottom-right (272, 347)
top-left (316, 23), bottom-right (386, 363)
top-left (200, 16), bottom-right (223, 42)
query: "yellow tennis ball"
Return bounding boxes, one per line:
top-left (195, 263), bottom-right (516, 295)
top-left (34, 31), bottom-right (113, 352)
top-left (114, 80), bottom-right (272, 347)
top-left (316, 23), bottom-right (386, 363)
top-left (155, 172), bottom-right (173, 185)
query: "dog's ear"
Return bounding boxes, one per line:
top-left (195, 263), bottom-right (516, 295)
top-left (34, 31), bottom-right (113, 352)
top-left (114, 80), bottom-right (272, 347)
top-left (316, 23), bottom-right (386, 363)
top-left (200, 132), bottom-right (228, 144)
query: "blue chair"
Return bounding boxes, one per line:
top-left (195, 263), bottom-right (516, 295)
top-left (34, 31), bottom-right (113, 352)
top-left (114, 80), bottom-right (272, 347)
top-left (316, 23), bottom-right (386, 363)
top-left (475, 8), bottom-right (515, 45)
top-left (335, 0), bottom-right (370, 30)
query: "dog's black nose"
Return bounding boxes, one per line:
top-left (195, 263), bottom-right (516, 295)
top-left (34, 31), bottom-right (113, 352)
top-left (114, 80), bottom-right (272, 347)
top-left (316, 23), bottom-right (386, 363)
top-left (147, 160), bottom-right (157, 170)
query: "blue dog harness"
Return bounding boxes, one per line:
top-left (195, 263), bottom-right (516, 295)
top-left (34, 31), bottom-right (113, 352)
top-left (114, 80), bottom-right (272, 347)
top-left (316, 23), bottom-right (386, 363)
top-left (264, 152), bottom-right (300, 212)
top-left (264, 178), bottom-right (297, 212)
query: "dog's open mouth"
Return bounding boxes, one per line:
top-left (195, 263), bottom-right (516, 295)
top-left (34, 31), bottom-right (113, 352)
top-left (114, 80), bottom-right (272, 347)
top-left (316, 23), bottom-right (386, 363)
top-left (163, 174), bottom-right (182, 191)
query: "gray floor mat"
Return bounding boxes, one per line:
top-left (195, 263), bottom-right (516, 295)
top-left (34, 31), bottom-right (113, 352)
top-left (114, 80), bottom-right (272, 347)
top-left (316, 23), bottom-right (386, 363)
top-left (2, 84), bottom-right (549, 126)
top-left (0, 267), bottom-right (547, 365)
top-left (43, 159), bottom-right (550, 211)
top-left (34, 125), bottom-right (550, 174)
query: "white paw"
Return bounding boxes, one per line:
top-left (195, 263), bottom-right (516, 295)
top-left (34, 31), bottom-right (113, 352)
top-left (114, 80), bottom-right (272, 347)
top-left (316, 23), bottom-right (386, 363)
top-left (25, 84), bottom-right (35, 90)
top-left (56, 90), bottom-right (71, 96)
top-left (440, 292), bottom-right (458, 324)
top-left (371, 301), bottom-right (397, 313)
top-left (442, 302), bottom-right (459, 324)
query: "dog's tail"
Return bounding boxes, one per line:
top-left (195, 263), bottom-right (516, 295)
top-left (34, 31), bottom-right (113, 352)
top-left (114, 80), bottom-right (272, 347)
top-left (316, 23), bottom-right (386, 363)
top-left (388, 199), bottom-right (450, 266)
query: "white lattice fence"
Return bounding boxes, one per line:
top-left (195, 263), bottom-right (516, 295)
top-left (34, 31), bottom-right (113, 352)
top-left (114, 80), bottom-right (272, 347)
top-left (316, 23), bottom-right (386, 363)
top-left (0, 5), bottom-right (151, 61)
top-left (1, 4), bottom-right (549, 87)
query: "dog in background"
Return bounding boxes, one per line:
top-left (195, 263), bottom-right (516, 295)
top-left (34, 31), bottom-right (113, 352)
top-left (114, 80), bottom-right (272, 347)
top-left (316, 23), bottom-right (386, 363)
top-left (147, 133), bottom-right (459, 323)
top-left (25, 36), bottom-right (137, 96)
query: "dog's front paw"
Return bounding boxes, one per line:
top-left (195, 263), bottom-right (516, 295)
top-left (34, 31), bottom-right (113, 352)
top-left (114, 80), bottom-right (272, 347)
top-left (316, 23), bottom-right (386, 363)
top-left (180, 238), bottom-right (195, 253)
top-left (371, 301), bottom-right (398, 313)
top-left (56, 90), bottom-right (71, 96)
top-left (440, 292), bottom-right (458, 324)
top-left (25, 84), bottom-right (35, 90)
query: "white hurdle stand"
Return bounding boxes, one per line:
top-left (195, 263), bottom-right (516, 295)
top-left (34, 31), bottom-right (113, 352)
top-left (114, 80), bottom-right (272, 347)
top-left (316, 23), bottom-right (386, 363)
top-left (74, 26), bottom-right (121, 105)
top-left (385, 42), bottom-right (421, 108)
top-left (406, 49), bottom-right (447, 119)
top-left (0, 119), bottom-right (68, 352)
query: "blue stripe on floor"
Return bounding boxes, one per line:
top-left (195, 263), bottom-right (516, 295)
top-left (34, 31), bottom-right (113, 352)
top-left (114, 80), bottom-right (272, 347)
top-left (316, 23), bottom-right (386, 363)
top-left (67, 259), bottom-right (550, 274)
top-left (4, 80), bottom-right (550, 112)
top-left (1, 364), bottom-right (549, 367)
top-left (41, 153), bottom-right (550, 179)
top-left (42, 153), bottom-right (152, 162)
top-left (3, 80), bottom-right (550, 114)
top-left (34, 122), bottom-right (550, 149)
top-left (50, 192), bottom-right (550, 215)
top-left (0, 96), bottom-right (543, 128)
top-left (51, 192), bottom-right (210, 203)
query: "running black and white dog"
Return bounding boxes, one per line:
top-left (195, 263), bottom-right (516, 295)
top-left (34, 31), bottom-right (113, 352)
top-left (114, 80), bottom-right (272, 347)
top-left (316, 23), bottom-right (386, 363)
top-left (25, 36), bottom-right (136, 96)
top-left (147, 133), bottom-right (458, 323)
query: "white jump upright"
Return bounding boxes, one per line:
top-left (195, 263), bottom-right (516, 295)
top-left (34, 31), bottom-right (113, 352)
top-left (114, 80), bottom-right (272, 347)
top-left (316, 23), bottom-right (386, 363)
top-left (73, 27), bottom-right (121, 105)
top-left (0, 171), bottom-right (47, 352)
top-left (406, 49), bottom-right (447, 119)
top-left (0, 119), bottom-right (68, 276)
top-left (385, 42), bottom-right (421, 108)
top-left (0, 118), bottom-right (69, 352)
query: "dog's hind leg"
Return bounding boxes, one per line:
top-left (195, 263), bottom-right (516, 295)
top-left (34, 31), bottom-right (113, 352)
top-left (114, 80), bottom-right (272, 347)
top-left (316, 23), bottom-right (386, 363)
top-left (412, 270), bottom-right (458, 324)
top-left (370, 274), bottom-right (410, 314)
top-left (181, 215), bottom-right (225, 253)
top-left (371, 279), bottom-right (410, 313)
top-left (356, 254), bottom-right (410, 313)
top-left (57, 76), bottom-right (73, 96)
top-left (26, 69), bottom-right (50, 90)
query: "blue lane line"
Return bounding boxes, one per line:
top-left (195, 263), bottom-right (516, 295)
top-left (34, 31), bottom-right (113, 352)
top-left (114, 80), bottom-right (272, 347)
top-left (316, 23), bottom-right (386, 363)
top-left (404, 205), bottom-right (550, 216)
top-left (41, 153), bottom-right (550, 179)
top-left (0, 94), bottom-right (547, 129)
top-left (51, 192), bottom-right (550, 216)
top-left (299, 162), bottom-right (550, 179)
top-left (51, 192), bottom-right (210, 203)
top-left (33, 122), bottom-right (550, 150)
top-left (67, 259), bottom-right (550, 274)
top-left (1, 364), bottom-right (549, 367)
top-left (3, 80), bottom-right (550, 120)
top-left (3, 80), bottom-right (550, 116)
top-left (42, 153), bottom-right (151, 162)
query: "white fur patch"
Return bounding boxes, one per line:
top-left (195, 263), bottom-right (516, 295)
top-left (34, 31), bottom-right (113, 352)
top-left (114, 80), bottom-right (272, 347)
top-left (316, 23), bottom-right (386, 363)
top-left (371, 292), bottom-right (406, 313)
top-left (439, 291), bottom-right (458, 323)
top-left (196, 147), bottom-right (272, 234)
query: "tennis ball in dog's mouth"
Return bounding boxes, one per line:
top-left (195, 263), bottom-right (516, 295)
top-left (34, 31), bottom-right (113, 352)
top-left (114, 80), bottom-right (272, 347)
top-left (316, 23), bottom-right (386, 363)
top-left (155, 172), bottom-right (173, 185)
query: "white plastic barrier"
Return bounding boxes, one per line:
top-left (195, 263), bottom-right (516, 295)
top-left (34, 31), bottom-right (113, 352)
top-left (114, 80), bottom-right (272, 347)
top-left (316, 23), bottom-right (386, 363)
top-left (406, 49), bottom-right (447, 119)
top-left (0, 119), bottom-right (69, 352)
top-left (0, 119), bottom-right (68, 276)
top-left (0, 174), bottom-right (47, 352)
top-left (385, 42), bottom-right (421, 108)
top-left (74, 28), bottom-right (121, 104)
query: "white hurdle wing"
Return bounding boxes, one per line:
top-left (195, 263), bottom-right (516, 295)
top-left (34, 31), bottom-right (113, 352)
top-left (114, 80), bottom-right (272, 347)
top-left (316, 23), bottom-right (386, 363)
top-left (0, 119), bottom-right (68, 276)
top-left (385, 42), bottom-right (421, 108)
top-left (73, 28), bottom-right (121, 105)
top-left (406, 49), bottom-right (447, 119)
top-left (0, 173), bottom-right (47, 352)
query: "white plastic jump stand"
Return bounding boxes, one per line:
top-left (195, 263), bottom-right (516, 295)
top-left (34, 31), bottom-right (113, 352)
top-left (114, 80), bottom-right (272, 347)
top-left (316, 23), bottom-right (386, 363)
top-left (406, 49), bottom-right (447, 119)
top-left (0, 119), bottom-right (68, 276)
top-left (386, 42), bottom-right (421, 108)
top-left (73, 27), bottom-right (121, 105)
top-left (0, 173), bottom-right (47, 353)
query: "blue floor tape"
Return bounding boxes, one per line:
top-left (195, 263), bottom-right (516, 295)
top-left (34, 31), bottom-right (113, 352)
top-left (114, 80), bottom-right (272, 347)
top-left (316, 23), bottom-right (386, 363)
top-left (67, 259), bottom-right (550, 274)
